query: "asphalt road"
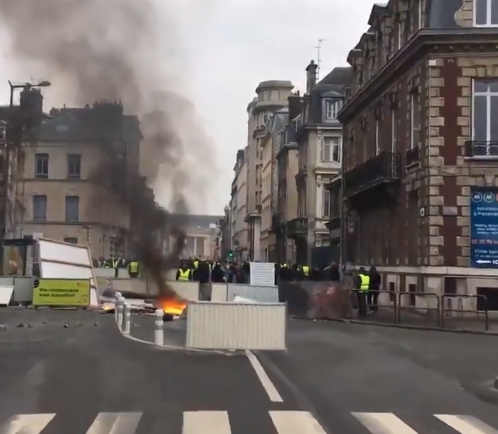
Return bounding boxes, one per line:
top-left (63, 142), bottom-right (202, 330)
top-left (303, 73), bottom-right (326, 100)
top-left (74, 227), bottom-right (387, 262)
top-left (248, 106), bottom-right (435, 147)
top-left (0, 309), bottom-right (288, 434)
top-left (259, 319), bottom-right (498, 433)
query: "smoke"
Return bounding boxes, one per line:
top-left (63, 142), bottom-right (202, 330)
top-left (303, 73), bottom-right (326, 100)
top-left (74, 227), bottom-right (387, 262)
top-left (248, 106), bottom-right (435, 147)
top-left (0, 0), bottom-right (214, 298)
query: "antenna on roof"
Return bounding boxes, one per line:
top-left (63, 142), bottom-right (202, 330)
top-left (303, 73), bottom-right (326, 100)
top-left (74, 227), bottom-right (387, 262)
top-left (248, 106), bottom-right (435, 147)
top-left (315, 39), bottom-right (328, 81)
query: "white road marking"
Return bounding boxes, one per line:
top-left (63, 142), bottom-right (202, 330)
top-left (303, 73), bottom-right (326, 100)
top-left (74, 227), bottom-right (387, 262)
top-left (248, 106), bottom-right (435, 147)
top-left (435, 415), bottom-right (498, 434)
top-left (269, 411), bottom-right (326, 434)
top-left (182, 411), bottom-right (231, 434)
top-left (86, 412), bottom-right (142, 434)
top-left (352, 412), bottom-right (418, 434)
top-left (2, 413), bottom-right (55, 434)
top-left (245, 350), bottom-right (283, 402)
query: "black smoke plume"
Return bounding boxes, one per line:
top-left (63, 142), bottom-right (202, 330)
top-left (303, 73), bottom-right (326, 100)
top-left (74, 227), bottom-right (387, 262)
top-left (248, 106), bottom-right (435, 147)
top-left (0, 0), bottom-right (214, 298)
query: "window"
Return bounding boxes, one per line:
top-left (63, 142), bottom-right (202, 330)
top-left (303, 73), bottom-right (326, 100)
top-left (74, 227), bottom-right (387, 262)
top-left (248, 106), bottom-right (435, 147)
top-left (65, 196), bottom-right (79, 222)
top-left (32, 195), bottom-right (47, 221)
top-left (472, 79), bottom-right (498, 155)
top-left (195, 237), bottom-right (205, 257)
top-left (322, 137), bottom-right (341, 163)
top-left (322, 188), bottom-right (331, 218)
top-left (375, 119), bottom-right (380, 155)
top-left (397, 17), bottom-right (403, 49)
top-left (391, 108), bottom-right (397, 152)
top-left (63, 237), bottom-right (78, 244)
top-left (474, 0), bottom-right (498, 26)
top-left (325, 100), bottom-right (342, 120)
top-left (35, 153), bottom-right (49, 178)
top-left (67, 154), bottom-right (81, 179)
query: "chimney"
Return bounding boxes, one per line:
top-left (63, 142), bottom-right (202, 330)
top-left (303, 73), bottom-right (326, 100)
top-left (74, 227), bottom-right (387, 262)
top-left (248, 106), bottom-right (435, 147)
top-left (306, 60), bottom-right (318, 92)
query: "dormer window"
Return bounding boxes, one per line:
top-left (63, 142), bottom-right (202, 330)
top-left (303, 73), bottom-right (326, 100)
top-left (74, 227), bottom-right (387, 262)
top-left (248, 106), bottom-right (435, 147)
top-left (474, 0), bottom-right (498, 26)
top-left (326, 100), bottom-right (343, 120)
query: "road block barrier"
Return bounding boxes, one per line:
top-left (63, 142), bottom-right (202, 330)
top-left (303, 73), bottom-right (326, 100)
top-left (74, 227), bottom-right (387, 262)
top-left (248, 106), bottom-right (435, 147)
top-left (116, 298), bottom-right (124, 331)
top-left (398, 292), bottom-right (440, 327)
top-left (185, 301), bottom-right (287, 350)
top-left (123, 303), bottom-right (131, 335)
top-left (227, 283), bottom-right (279, 303)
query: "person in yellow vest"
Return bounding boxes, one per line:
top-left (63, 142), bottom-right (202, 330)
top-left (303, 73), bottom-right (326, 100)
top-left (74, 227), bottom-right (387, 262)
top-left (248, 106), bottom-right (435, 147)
top-left (354, 267), bottom-right (370, 318)
top-left (301, 265), bottom-right (310, 279)
top-left (128, 260), bottom-right (140, 278)
top-left (176, 262), bottom-right (191, 281)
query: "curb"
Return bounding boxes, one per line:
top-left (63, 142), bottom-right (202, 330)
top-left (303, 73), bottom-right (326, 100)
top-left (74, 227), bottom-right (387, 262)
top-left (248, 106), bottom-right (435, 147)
top-left (291, 316), bottom-right (498, 336)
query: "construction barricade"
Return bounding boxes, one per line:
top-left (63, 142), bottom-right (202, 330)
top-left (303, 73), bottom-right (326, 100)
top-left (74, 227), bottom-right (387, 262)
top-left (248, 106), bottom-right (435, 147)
top-left (441, 293), bottom-right (489, 331)
top-left (227, 283), bottom-right (279, 303)
top-left (185, 301), bottom-right (287, 350)
top-left (32, 278), bottom-right (91, 308)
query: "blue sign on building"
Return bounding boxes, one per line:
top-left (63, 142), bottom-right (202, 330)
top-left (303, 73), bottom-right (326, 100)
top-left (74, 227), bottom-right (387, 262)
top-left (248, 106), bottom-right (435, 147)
top-left (470, 187), bottom-right (498, 268)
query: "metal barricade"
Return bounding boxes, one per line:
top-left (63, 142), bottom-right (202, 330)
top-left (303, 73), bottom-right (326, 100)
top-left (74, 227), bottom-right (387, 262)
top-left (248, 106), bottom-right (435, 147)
top-left (441, 294), bottom-right (489, 331)
top-left (362, 290), bottom-right (397, 324)
top-left (398, 292), bottom-right (440, 327)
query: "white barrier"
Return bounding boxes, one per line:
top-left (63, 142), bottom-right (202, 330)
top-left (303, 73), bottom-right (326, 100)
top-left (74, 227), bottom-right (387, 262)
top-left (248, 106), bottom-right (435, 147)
top-left (154, 309), bottom-right (164, 346)
top-left (116, 297), bottom-right (125, 331)
top-left (227, 283), bottom-right (279, 303)
top-left (211, 283), bottom-right (228, 301)
top-left (167, 281), bottom-right (200, 301)
top-left (185, 301), bottom-right (287, 351)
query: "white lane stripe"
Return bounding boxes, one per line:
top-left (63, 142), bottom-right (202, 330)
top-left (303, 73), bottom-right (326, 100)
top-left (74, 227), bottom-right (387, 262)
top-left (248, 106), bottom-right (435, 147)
top-left (245, 350), bottom-right (283, 402)
top-left (352, 412), bottom-right (418, 434)
top-left (182, 411), bottom-right (231, 434)
top-left (435, 415), bottom-right (498, 434)
top-left (86, 412), bottom-right (142, 434)
top-left (269, 411), bottom-right (326, 434)
top-left (2, 414), bottom-right (55, 434)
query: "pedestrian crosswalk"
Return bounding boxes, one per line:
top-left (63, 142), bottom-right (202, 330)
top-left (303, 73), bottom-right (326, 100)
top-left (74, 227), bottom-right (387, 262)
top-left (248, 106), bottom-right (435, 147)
top-left (1, 411), bottom-right (498, 433)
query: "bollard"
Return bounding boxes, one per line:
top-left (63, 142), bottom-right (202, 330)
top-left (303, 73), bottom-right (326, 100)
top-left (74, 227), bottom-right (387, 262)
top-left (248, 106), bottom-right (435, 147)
top-left (116, 297), bottom-right (125, 331)
top-left (154, 309), bottom-right (164, 346)
top-left (123, 303), bottom-right (131, 335)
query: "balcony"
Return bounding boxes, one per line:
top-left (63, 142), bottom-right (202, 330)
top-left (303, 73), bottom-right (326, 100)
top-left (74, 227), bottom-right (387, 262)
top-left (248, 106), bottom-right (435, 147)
top-left (286, 217), bottom-right (308, 239)
top-left (344, 151), bottom-right (401, 199)
top-left (464, 141), bottom-right (498, 158)
top-left (325, 216), bottom-right (341, 231)
top-left (406, 146), bottom-right (420, 167)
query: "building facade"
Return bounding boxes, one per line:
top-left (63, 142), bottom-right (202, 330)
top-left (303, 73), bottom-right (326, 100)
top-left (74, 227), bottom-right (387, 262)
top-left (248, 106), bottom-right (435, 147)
top-left (260, 108), bottom-right (288, 261)
top-left (7, 102), bottom-right (141, 259)
top-left (245, 80), bottom-right (293, 261)
top-left (274, 96), bottom-right (300, 263)
top-left (292, 61), bottom-right (349, 266)
top-left (231, 149), bottom-right (248, 260)
top-left (339, 0), bottom-right (498, 300)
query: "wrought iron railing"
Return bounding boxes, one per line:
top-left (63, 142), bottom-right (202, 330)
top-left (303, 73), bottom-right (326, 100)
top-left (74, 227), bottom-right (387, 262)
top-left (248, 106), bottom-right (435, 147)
top-left (406, 146), bottom-right (420, 166)
top-left (464, 140), bottom-right (498, 157)
top-left (344, 151), bottom-right (401, 197)
top-left (286, 217), bottom-right (307, 234)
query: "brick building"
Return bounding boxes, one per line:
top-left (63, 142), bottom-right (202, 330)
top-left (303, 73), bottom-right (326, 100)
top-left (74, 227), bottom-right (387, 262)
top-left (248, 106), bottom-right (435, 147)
top-left (338, 0), bottom-right (498, 303)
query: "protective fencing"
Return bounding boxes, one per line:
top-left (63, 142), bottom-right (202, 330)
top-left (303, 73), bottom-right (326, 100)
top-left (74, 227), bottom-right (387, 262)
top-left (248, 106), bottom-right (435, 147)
top-left (227, 284), bottom-right (279, 303)
top-left (185, 301), bottom-right (287, 350)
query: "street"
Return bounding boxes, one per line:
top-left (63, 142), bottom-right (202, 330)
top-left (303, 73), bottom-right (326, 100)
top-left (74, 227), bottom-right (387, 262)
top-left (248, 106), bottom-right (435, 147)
top-left (1, 310), bottom-right (498, 433)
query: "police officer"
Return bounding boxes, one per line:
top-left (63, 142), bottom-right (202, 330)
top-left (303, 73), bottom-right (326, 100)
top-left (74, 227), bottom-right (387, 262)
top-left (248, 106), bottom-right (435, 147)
top-left (354, 266), bottom-right (370, 318)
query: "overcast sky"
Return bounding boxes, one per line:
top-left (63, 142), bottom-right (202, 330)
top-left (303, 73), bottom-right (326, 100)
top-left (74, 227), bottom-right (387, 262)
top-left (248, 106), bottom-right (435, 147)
top-left (0, 0), bottom-right (377, 216)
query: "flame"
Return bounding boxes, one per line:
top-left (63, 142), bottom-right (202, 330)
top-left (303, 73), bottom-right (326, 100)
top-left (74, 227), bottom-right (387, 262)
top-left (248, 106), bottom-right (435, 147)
top-left (160, 298), bottom-right (186, 316)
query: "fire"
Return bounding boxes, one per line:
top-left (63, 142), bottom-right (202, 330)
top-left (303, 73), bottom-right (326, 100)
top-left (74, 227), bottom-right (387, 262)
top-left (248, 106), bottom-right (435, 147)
top-left (160, 298), bottom-right (187, 316)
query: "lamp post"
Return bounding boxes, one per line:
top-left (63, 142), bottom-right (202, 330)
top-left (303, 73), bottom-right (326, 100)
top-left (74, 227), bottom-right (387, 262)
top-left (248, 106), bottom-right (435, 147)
top-left (2, 80), bottom-right (51, 241)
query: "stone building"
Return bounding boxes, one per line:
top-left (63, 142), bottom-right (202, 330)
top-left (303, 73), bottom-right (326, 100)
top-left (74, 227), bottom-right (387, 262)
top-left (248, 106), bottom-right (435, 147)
top-left (7, 102), bottom-right (141, 258)
top-left (338, 0), bottom-right (498, 304)
top-left (291, 61), bottom-right (349, 266)
top-left (245, 81), bottom-right (293, 260)
top-left (230, 149), bottom-right (248, 260)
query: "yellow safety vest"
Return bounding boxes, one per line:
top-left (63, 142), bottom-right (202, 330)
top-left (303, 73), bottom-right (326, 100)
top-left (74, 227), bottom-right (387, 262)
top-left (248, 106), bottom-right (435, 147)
top-left (359, 274), bottom-right (370, 291)
top-left (129, 262), bottom-right (139, 273)
top-left (178, 269), bottom-right (190, 281)
top-left (193, 260), bottom-right (199, 269)
top-left (302, 266), bottom-right (310, 276)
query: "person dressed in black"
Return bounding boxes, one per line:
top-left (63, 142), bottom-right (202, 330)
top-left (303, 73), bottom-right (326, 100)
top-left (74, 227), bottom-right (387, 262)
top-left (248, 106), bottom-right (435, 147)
top-left (367, 266), bottom-right (382, 313)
